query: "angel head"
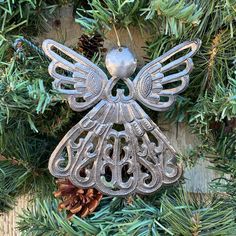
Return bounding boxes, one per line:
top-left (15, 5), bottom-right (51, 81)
top-left (105, 47), bottom-right (137, 78)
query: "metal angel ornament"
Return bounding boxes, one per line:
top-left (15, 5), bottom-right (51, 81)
top-left (42, 39), bottom-right (201, 196)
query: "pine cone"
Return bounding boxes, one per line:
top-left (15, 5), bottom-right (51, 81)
top-left (77, 33), bottom-right (106, 59)
top-left (54, 179), bottom-right (103, 219)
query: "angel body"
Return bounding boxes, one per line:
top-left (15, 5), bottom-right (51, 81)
top-left (42, 39), bottom-right (201, 196)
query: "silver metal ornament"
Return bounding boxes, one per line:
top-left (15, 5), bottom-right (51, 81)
top-left (42, 39), bottom-right (201, 196)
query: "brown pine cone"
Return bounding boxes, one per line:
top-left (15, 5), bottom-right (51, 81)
top-left (76, 33), bottom-right (106, 59)
top-left (54, 179), bottom-right (103, 219)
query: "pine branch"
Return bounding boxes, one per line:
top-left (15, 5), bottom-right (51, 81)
top-left (195, 0), bottom-right (236, 38)
top-left (17, 196), bottom-right (170, 235)
top-left (161, 189), bottom-right (236, 236)
top-left (0, 159), bottom-right (22, 212)
top-left (75, 0), bottom-right (149, 37)
top-left (143, 0), bottom-right (203, 38)
top-left (189, 76), bottom-right (236, 135)
top-left (0, 1), bottom-right (236, 235)
top-left (209, 131), bottom-right (236, 198)
top-left (0, 130), bottom-right (56, 203)
top-left (17, 188), bottom-right (236, 235)
top-left (17, 198), bottom-right (80, 236)
top-left (0, 0), bottom-right (58, 46)
top-left (0, 59), bottom-right (60, 133)
top-left (200, 30), bottom-right (236, 92)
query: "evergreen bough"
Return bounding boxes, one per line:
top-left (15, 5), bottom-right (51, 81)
top-left (0, 0), bottom-right (235, 235)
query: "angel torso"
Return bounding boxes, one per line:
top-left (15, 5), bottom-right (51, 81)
top-left (42, 39), bottom-right (201, 196)
top-left (83, 77), bottom-right (152, 135)
top-left (100, 77), bottom-right (138, 123)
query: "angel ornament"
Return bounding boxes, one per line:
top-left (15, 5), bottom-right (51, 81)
top-left (43, 39), bottom-right (201, 196)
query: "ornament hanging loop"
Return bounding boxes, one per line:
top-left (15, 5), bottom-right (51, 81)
top-left (113, 24), bottom-right (121, 48)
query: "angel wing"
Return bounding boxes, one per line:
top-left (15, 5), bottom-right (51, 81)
top-left (42, 39), bottom-right (108, 111)
top-left (133, 40), bottom-right (201, 111)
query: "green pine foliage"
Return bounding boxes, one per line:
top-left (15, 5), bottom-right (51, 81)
top-left (17, 189), bottom-right (236, 235)
top-left (0, 0), bottom-right (235, 235)
top-left (76, 0), bottom-right (149, 38)
top-left (143, 0), bottom-right (202, 38)
top-left (161, 190), bottom-right (236, 235)
top-left (0, 0), bottom-right (75, 211)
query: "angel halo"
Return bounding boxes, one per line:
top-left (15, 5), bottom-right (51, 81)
top-left (42, 39), bottom-right (201, 196)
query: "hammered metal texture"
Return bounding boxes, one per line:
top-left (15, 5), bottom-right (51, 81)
top-left (42, 39), bottom-right (201, 196)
